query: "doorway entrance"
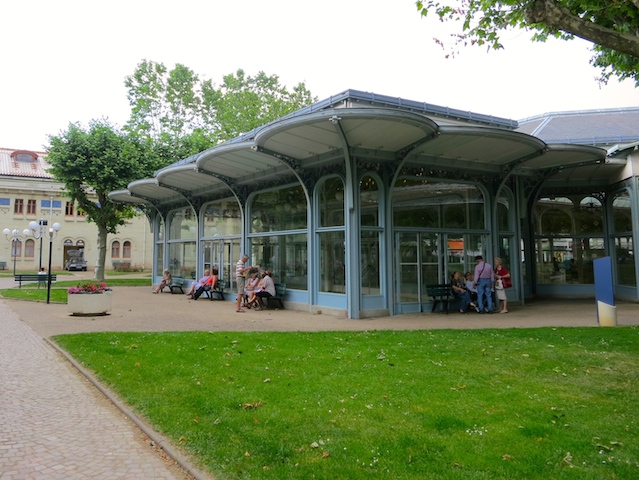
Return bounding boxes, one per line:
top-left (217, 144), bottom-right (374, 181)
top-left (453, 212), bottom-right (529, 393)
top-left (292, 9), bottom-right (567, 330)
top-left (202, 238), bottom-right (240, 285)
top-left (395, 231), bottom-right (486, 313)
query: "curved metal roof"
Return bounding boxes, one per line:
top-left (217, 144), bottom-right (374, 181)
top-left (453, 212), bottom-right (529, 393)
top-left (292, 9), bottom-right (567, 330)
top-left (109, 93), bottom-right (612, 207)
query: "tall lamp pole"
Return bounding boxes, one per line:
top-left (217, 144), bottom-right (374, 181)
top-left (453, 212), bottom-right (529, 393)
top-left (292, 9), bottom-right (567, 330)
top-left (25, 222), bottom-right (61, 304)
top-left (3, 227), bottom-right (23, 276)
top-left (27, 219), bottom-right (48, 271)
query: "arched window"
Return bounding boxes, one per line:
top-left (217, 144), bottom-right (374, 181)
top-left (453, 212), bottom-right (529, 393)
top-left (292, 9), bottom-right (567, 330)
top-left (360, 175), bottom-right (382, 295)
top-left (317, 177), bottom-right (345, 294)
top-left (12, 240), bottom-right (22, 257)
top-left (25, 239), bottom-right (35, 257)
top-left (111, 241), bottom-right (120, 258)
top-left (123, 241), bottom-right (131, 258)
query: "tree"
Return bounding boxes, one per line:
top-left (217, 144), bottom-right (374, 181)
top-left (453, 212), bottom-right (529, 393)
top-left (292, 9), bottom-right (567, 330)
top-left (46, 120), bottom-right (159, 281)
top-left (416, 0), bottom-right (639, 85)
top-left (124, 61), bottom-right (316, 166)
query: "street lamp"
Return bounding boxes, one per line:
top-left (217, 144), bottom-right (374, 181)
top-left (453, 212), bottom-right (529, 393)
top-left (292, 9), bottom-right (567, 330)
top-left (25, 222), bottom-right (61, 304)
top-left (3, 227), bottom-right (23, 276)
top-left (26, 219), bottom-right (48, 271)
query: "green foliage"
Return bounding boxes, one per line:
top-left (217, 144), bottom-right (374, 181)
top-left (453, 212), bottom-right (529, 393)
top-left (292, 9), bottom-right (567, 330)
top-left (124, 61), bottom-right (316, 166)
top-left (54, 327), bottom-right (639, 479)
top-left (46, 120), bottom-right (158, 234)
top-left (416, 0), bottom-right (639, 85)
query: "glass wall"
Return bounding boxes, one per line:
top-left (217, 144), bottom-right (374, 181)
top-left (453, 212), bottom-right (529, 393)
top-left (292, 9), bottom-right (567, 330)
top-left (203, 198), bottom-right (242, 237)
top-left (167, 208), bottom-right (197, 279)
top-left (394, 179), bottom-right (485, 230)
top-left (154, 217), bottom-right (165, 275)
top-left (360, 175), bottom-right (381, 295)
top-left (533, 195), bottom-right (604, 284)
top-left (317, 177), bottom-right (345, 293)
top-left (392, 178), bottom-right (487, 311)
top-left (250, 234), bottom-right (307, 289)
top-left (249, 185), bottom-right (308, 290)
top-left (201, 198), bottom-right (243, 282)
top-left (611, 190), bottom-right (636, 286)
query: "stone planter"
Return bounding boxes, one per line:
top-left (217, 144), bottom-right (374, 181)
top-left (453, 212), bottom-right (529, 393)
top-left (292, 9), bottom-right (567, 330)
top-left (68, 292), bottom-right (112, 316)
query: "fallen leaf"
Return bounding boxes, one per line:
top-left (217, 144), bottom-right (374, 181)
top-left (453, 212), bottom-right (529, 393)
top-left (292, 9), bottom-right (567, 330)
top-left (322, 451), bottom-right (330, 458)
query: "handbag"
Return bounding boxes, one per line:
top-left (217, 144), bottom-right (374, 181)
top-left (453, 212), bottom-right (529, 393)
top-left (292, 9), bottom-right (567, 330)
top-left (495, 279), bottom-right (504, 290)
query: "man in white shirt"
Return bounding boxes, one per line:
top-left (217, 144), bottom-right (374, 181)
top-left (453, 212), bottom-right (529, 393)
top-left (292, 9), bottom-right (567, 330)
top-left (235, 254), bottom-right (251, 313)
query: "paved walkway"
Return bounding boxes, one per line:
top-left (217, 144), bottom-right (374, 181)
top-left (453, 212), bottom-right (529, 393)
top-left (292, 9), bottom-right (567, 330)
top-left (0, 300), bottom-right (192, 480)
top-left (2, 273), bottom-right (639, 479)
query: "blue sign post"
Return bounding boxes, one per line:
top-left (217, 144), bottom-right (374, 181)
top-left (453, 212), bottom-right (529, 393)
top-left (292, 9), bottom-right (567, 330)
top-left (593, 257), bottom-right (616, 326)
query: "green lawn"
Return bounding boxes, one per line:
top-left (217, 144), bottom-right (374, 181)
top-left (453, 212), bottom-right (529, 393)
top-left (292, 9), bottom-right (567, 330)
top-left (0, 278), bottom-right (151, 303)
top-left (53, 327), bottom-right (639, 479)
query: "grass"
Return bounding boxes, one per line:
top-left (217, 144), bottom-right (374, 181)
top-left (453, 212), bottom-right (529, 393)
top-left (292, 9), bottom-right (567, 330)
top-left (0, 278), bottom-right (151, 303)
top-left (53, 327), bottom-right (639, 479)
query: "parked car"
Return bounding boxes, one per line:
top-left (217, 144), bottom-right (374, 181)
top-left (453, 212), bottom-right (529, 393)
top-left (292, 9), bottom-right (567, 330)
top-left (65, 250), bottom-right (87, 271)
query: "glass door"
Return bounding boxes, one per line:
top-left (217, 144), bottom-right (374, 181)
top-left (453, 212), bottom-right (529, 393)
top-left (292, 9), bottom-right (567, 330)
top-left (396, 232), bottom-right (441, 313)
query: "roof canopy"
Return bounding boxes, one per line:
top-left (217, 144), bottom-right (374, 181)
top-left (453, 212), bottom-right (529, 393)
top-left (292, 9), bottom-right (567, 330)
top-left (109, 90), bottom-right (618, 208)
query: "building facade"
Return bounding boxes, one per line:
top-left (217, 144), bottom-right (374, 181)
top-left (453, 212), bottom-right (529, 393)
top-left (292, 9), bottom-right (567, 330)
top-left (1, 148), bottom-right (153, 273)
top-left (108, 91), bottom-right (639, 318)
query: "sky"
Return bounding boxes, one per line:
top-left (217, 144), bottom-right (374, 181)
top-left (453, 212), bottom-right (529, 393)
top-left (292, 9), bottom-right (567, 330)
top-left (2, 0), bottom-right (638, 152)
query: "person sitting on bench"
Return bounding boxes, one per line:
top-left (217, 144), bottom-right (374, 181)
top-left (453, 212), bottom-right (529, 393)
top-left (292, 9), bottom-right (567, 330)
top-left (245, 270), bottom-right (275, 310)
top-left (186, 269), bottom-right (211, 298)
top-left (192, 268), bottom-right (219, 300)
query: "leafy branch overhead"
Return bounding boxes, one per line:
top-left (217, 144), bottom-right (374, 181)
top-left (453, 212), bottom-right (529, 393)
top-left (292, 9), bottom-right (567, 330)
top-left (124, 61), bottom-right (317, 166)
top-left (416, 0), bottom-right (639, 85)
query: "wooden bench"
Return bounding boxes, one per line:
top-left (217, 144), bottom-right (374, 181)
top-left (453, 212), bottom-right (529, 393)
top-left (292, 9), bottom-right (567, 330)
top-left (166, 276), bottom-right (185, 294)
top-left (15, 274), bottom-right (57, 289)
top-left (425, 284), bottom-right (454, 313)
top-left (0, 261), bottom-right (6, 270)
top-left (203, 279), bottom-right (227, 300)
top-left (266, 283), bottom-right (286, 309)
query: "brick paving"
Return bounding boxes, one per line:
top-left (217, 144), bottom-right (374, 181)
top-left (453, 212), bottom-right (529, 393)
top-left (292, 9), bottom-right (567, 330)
top-left (0, 300), bottom-right (189, 480)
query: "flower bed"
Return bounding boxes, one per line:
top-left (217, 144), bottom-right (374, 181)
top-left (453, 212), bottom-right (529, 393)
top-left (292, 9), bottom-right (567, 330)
top-left (67, 282), bottom-right (113, 316)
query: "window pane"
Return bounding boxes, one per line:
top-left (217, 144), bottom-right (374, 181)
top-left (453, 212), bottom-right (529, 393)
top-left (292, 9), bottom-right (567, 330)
top-left (319, 231), bottom-right (345, 293)
top-left (319, 178), bottom-right (344, 227)
top-left (497, 196), bottom-right (510, 232)
top-left (361, 230), bottom-right (380, 294)
top-left (575, 197), bottom-right (604, 234)
top-left (393, 180), bottom-right (484, 229)
top-left (251, 186), bottom-right (307, 233)
top-left (203, 198), bottom-right (242, 236)
top-left (168, 208), bottom-right (197, 240)
top-left (123, 241), bottom-right (131, 258)
top-left (250, 233), bottom-right (307, 290)
top-left (613, 191), bottom-right (633, 233)
top-left (111, 241), bottom-right (120, 258)
top-left (25, 239), bottom-right (35, 257)
top-left (155, 242), bottom-right (164, 275)
top-left (169, 242), bottom-right (196, 279)
top-left (360, 176), bottom-right (379, 227)
top-left (615, 237), bottom-right (636, 286)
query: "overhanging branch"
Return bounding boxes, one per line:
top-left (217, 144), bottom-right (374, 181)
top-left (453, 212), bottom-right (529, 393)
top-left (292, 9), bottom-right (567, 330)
top-left (525, 0), bottom-right (639, 59)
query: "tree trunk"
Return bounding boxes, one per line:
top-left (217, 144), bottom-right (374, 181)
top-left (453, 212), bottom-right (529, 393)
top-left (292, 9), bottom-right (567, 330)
top-left (93, 226), bottom-right (108, 281)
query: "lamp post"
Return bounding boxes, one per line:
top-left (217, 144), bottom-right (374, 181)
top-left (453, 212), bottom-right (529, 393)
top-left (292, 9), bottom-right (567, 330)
top-left (26, 219), bottom-right (48, 271)
top-left (3, 227), bottom-right (23, 276)
top-left (25, 222), bottom-right (61, 304)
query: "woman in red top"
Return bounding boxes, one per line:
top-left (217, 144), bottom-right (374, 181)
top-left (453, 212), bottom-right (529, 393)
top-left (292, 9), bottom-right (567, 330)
top-left (493, 257), bottom-right (511, 314)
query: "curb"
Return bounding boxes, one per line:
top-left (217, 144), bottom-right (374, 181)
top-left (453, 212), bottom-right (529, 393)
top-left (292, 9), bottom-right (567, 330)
top-left (46, 338), bottom-right (213, 480)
